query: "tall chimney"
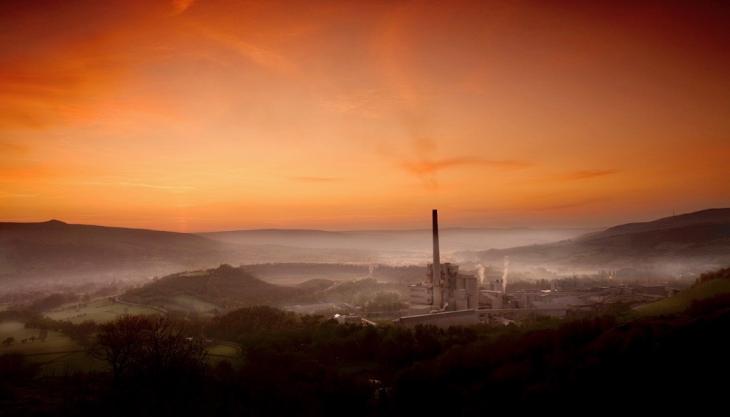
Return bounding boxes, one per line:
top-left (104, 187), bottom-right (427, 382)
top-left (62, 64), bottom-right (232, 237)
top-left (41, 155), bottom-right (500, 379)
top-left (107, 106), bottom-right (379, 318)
top-left (432, 209), bottom-right (441, 289)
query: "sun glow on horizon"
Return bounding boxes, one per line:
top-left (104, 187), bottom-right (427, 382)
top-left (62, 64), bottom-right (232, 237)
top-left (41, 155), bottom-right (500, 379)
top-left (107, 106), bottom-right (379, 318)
top-left (1, 0), bottom-right (729, 231)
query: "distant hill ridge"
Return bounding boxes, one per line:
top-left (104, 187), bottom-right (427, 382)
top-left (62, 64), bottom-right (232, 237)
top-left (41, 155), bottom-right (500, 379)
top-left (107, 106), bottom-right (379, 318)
top-left (0, 219), bottom-right (228, 282)
top-left (0, 220), bottom-right (215, 241)
top-left (465, 208), bottom-right (730, 274)
top-left (579, 208), bottom-right (730, 241)
top-left (2, 208), bottom-right (728, 283)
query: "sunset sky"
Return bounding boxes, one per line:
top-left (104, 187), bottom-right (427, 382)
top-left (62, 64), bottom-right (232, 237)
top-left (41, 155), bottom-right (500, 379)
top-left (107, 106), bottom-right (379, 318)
top-left (1, 0), bottom-right (729, 231)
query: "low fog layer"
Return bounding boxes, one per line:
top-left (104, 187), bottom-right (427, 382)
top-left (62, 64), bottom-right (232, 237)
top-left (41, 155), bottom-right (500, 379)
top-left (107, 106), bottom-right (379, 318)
top-left (459, 208), bottom-right (730, 279)
top-left (200, 227), bottom-right (594, 253)
top-left (0, 222), bottom-right (591, 287)
top-left (1, 208), bottom-right (728, 293)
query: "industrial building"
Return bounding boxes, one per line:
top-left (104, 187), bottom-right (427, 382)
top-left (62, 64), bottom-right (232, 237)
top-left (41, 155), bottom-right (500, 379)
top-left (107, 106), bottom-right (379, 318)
top-left (397, 210), bottom-right (567, 327)
top-left (398, 210), bottom-right (484, 327)
top-left (406, 210), bottom-right (479, 313)
top-left (396, 210), bottom-right (680, 328)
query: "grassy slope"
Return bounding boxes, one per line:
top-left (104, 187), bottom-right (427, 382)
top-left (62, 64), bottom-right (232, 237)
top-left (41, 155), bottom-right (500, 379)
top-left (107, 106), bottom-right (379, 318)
top-left (123, 265), bottom-right (301, 312)
top-left (634, 269), bottom-right (730, 317)
top-left (0, 320), bottom-right (106, 374)
top-left (1, 319), bottom-right (238, 374)
top-left (46, 298), bottom-right (161, 324)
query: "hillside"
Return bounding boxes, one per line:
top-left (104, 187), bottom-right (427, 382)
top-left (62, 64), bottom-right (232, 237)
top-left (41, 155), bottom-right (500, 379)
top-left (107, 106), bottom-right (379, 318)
top-left (122, 265), bottom-right (302, 312)
top-left (634, 267), bottom-right (730, 317)
top-left (463, 208), bottom-right (730, 275)
top-left (0, 221), bottom-right (380, 285)
top-left (580, 208), bottom-right (730, 239)
top-left (241, 263), bottom-right (425, 285)
top-left (0, 220), bottom-right (232, 283)
top-left (121, 264), bottom-right (411, 314)
top-left (5, 209), bottom-right (728, 285)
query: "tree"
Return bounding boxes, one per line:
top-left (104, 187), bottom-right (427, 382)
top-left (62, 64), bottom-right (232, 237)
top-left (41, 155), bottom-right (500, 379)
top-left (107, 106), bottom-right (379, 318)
top-left (91, 315), bottom-right (151, 380)
top-left (2, 337), bottom-right (14, 347)
top-left (91, 315), bottom-right (206, 382)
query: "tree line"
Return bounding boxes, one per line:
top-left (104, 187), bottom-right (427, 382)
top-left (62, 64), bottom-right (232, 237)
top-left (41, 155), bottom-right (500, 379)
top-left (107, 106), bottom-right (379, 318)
top-left (2, 280), bottom-right (730, 415)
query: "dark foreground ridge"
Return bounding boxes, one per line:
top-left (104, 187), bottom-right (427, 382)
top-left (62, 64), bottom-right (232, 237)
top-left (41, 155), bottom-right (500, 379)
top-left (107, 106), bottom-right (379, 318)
top-left (2, 268), bottom-right (730, 416)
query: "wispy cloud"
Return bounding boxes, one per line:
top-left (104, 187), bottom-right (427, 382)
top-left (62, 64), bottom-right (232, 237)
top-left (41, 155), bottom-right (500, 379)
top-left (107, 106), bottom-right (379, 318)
top-left (399, 156), bottom-right (531, 190)
top-left (289, 176), bottom-right (341, 183)
top-left (190, 23), bottom-right (295, 74)
top-left (531, 198), bottom-right (606, 211)
top-left (381, 137), bottom-right (532, 189)
top-left (318, 89), bottom-right (390, 119)
top-left (116, 182), bottom-right (195, 192)
top-left (79, 180), bottom-right (195, 193)
top-left (0, 67), bottom-right (115, 130)
top-left (0, 191), bottom-right (37, 199)
top-left (0, 140), bottom-right (28, 154)
top-left (171, 0), bottom-right (196, 15)
top-left (561, 169), bottom-right (620, 180)
top-left (401, 157), bottom-right (529, 176)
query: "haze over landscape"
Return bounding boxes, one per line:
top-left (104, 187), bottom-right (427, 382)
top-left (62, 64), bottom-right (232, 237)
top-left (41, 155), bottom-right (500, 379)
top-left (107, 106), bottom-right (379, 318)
top-left (1, 1), bottom-right (730, 416)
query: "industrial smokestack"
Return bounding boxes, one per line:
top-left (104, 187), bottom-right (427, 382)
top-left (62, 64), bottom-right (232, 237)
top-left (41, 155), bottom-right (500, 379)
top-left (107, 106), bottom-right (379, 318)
top-left (501, 256), bottom-right (509, 293)
top-left (477, 263), bottom-right (486, 286)
top-left (432, 209), bottom-right (441, 288)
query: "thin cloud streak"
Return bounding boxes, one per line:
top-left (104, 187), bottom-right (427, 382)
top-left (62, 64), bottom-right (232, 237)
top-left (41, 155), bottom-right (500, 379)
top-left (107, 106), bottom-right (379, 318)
top-left (0, 191), bottom-right (37, 199)
top-left (79, 181), bottom-right (195, 193)
top-left (189, 23), bottom-right (295, 74)
top-left (401, 157), bottom-right (531, 175)
top-left (0, 140), bottom-right (28, 154)
top-left (399, 156), bottom-right (532, 190)
top-left (561, 169), bottom-right (620, 180)
top-left (531, 198), bottom-right (607, 212)
top-left (171, 0), bottom-right (196, 15)
top-left (289, 176), bottom-right (341, 183)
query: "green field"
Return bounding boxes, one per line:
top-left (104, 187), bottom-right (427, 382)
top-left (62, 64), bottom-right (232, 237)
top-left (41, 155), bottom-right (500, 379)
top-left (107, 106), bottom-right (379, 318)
top-left (207, 343), bottom-right (239, 357)
top-left (153, 295), bottom-right (219, 316)
top-left (206, 342), bottom-right (241, 366)
top-left (2, 319), bottom-right (240, 373)
top-left (2, 298), bottom-right (163, 375)
top-left (0, 320), bottom-right (106, 374)
top-left (0, 321), bottom-right (76, 353)
top-left (46, 298), bottom-right (162, 323)
top-left (634, 278), bottom-right (730, 317)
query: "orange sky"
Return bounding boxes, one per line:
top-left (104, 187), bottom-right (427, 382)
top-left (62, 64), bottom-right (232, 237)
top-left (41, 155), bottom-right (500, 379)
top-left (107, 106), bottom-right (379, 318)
top-left (1, 0), bottom-right (729, 231)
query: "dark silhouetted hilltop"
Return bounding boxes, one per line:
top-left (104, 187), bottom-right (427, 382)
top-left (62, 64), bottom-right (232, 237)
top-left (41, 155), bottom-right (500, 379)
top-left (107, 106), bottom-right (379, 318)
top-left (0, 220), bottom-right (229, 283)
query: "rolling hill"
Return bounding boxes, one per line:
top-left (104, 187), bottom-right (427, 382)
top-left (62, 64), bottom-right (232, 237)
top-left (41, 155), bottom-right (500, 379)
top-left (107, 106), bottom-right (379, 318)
top-left (4, 209), bottom-right (728, 285)
top-left (0, 220), bottom-right (591, 285)
top-left (122, 264), bottom-right (302, 313)
top-left (462, 208), bottom-right (730, 275)
top-left (120, 264), bottom-right (407, 314)
top-left (0, 220), bottom-right (230, 283)
top-left (240, 263), bottom-right (425, 285)
top-left (0, 221), bottom-right (385, 284)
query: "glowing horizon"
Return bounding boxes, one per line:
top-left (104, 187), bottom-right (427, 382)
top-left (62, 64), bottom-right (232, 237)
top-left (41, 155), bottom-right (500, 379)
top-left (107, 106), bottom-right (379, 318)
top-left (1, 1), bottom-right (729, 232)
